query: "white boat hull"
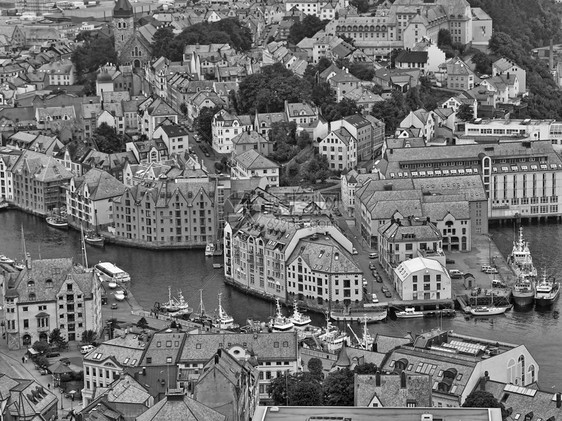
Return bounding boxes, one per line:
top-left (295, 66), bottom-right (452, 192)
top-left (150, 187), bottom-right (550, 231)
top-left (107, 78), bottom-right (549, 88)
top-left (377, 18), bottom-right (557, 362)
top-left (469, 306), bottom-right (510, 316)
top-left (396, 312), bottom-right (424, 319)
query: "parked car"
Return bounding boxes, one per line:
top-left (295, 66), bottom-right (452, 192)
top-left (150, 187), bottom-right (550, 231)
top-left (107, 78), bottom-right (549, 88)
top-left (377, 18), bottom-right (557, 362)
top-left (369, 263), bottom-right (376, 270)
top-left (449, 269), bottom-right (464, 279)
top-left (481, 265), bottom-right (492, 272)
top-left (485, 267), bottom-right (499, 274)
top-left (370, 293), bottom-right (379, 303)
top-left (352, 248), bottom-right (358, 255)
top-left (446, 258), bottom-right (455, 264)
top-left (46, 351), bottom-right (60, 358)
top-left (384, 290), bottom-right (392, 298)
top-left (369, 252), bottom-right (378, 259)
top-left (381, 286), bottom-right (389, 293)
top-left (111, 303), bottom-right (118, 309)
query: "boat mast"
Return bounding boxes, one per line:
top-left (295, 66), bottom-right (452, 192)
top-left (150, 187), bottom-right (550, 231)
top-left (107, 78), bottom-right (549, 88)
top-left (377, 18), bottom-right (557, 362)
top-left (21, 224), bottom-right (27, 263)
top-left (198, 289), bottom-right (206, 317)
top-left (81, 225), bottom-right (89, 268)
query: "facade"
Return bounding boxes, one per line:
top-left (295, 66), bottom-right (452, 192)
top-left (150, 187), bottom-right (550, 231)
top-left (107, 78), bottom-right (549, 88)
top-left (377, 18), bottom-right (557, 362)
top-left (232, 131), bottom-right (273, 157)
top-left (286, 235), bottom-right (363, 304)
top-left (139, 97), bottom-right (179, 139)
top-left (112, 178), bottom-right (217, 248)
top-left (394, 256), bottom-right (452, 301)
top-left (212, 110), bottom-right (253, 154)
top-left (493, 57), bottom-right (527, 93)
top-left (445, 58), bottom-right (475, 91)
top-left (400, 109), bottom-right (435, 141)
top-left (112, 0), bottom-right (151, 67)
top-left (38, 59), bottom-right (75, 86)
top-left (66, 168), bottom-right (126, 230)
top-left (318, 127), bottom-right (357, 170)
top-left (231, 150), bottom-right (280, 186)
top-left (10, 150), bottom-right (73, 216)
top-left (0, 148), bottom-right (20, 202)
top-left (331, 114), bottom-right (385, 161)
top-left (2, 257), bottom-right (102, 350)
top-left (152, 123), bottom-right (190, 154)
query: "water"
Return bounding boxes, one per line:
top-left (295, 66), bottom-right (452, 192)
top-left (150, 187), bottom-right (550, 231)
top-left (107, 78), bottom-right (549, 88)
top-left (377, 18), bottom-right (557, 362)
top-left (0, 211), bottom-right (560, 389)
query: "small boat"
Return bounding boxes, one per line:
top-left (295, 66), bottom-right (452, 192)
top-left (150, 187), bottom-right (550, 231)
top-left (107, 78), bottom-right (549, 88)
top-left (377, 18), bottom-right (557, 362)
top-left (318, 315), bottom-right (349, 352)
top-left (508, 227), bottom-right (537, 278)
top-left (46, 216), bottom-right (68, 229)
top-left (85, 231), bottom-right (105, 247)
top-left (0, 201), bottom-right (9, 210)
top-left (270, 298), bottom-right (294, 331)
top-left (469, 305), bottom-right (510, 316)
top-left (212, 263), bottom-right (223, 269)
top-left (535, 271), bottom-right (560, 307)
top-left (215, 293), bottom-right (234, 329)
top-left (330, 308), bottom-right (387, 323)
top-left (114, 290), bottom-right (126, 301)
top-left (0, 255), bottom-right (15, 265)
top-left (161, 286), bottom-right (180, 312)
top-left (289, 300), bottom-right (311, 328)
top-left (396, 307), bottom-right (424, 319)
top-left (205, 243), bottom-right (215, 257)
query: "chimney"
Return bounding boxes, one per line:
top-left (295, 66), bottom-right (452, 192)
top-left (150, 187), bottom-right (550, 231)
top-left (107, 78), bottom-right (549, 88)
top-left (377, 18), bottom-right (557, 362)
top-left (375, 371), bottom-right (381, 387)
top-left (400, 371), bottom-right (407, 388)
top-left (557, 392), bottom-right (561, 408)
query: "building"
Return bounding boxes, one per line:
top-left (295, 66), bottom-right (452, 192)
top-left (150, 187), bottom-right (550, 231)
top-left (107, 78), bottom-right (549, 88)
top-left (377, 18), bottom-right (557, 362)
top-left (137, 390), bottom-right (225, 421)
top-left (331, 114), bottom-right (385, 161)
top-left (152, 123), bottom-right (190, 155)
top-left (2, 257), bottom-right (102, 350)
top-left (112, 0), bottom-right (152, 67)
top-left (38, 59), bottom-right (75, 86)
top-left (224, 212), bottom-right (354, 302)
top-left (178, 331), bottom-right (298, 401)
top-left (112, 178), bottom-right (217, 248)
top-left (212, 110), bottom-right (253, 154)
top-left (231, 150), bottom-right (280, 186)
top-left (445, 58), bottom-right (475, 91)
top-left (399, 109), bottom-right (435, 141)
top-left (284, 101), bottom-right (319, 126)
top-left (286, 234), bottom-right (363, 304)
top-left (0, 147), bottom-right (20, 202)
top-left (395, 50), bottom-right (428, 71)
top-left (381, 328), bottom-right (539, 407)
top-left (493, 57), bottom-right (527, 93)
top-left (354, 372), bottom-right (432, 407)
top-left (471, 8), bottom-right (493, 48)
top-left (232, 131), bottom-right (273, 157)
top-left (394, 256), bottom-right (451, 301)
top-left (66, 168), bottom-right (126, 230)
top-left (193, 349), bottom-right (259, 421)
top-left (319, 127), bottom-right (357, 170)
top-left (10, 150), bottom-right (73, 216)
top-left (139, 97), bottom-right (179, 139)
top-left (0, 375), bottom-right (58, 421)
top-left (378, 217), bottom-right (443, 275)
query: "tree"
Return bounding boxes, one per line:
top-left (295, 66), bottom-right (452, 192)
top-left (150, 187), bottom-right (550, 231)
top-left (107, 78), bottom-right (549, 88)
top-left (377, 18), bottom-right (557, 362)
top-left (321, 98), bottom-right (361, 122)
top-left (136, 317), bottom-right (149, 329)
top-left (297, 130), bottom-right (311, 149)
top-left (350, 0), bottom-right (369, 13)
top-left (437, 28), bottom-right (453, 48)
top-left (307, 358), bottom-right (324, 380)
top-left (180, 102), bottom-right (188, 116)
top-left (32, 340), bottom-right (49, 354)
top-left (151, 27), bottom-right (183, 61)
top-left (371, 90), bottom-right (408, 133)
top-left (71, 34), bottom-right (118, 95)
top-left (49, 328), bottom-right (67, 350)
top-left (196, 106), bottom-right (221, 143)
top-left (269, 121), bottom-right (298, 162)
top-left (471, 50), bottom-right (492, 75)
top-left (457, 103), bottom-right (474, 121)
top-left (463, 390), bottom-right (507, 417)
top-left (323, 368), bottom-right (354, 406)
top-left (93, 123), bottom-right (123, 154)
top-left (81, 330), bottom-right (97, 344)
top-left (268, 372), bottom-right (323, 406)
top-left (353, 363), bottom-right (377, 375)
top-left (36, 355), bottom-right (50, 369)
top-left (287, 15), bottom-right (329, 45)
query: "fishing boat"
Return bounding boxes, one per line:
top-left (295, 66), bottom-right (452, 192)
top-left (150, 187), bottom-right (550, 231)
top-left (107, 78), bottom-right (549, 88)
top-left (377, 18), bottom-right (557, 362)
top-left (205, 243), bottom-right (215, 257)
top-left (215, 293), bottom-right (234, 329)
top-left (46, 216), bottom-right (68, 229)
top-left (289, 300), bottom-right (311, 328)
top-left (330, 308), bottom-right (387, 323)
top-left (318, 315), bottom-right (349, 352)
top-left (396, 307), bottom-right (424, 319)
top-left (114, 290), bottom-right (126, 301)
top-left (509, 227), bottom-right (537, 278)
top-left (270, 298), bottom-right (294, 331)
top-left (169, 291), bottom-right (194, 318)
top-left (513, 274), bottom-right (535, 307)
top-left (160, 286), bottom-right (181, 312)
top-left (192, 289), bottom-right (212, 323)
top-left (85, 231), bottom-right (105, 247)
top-left (535, 271), bottom-right (560, 307)
top-left (347, 316), bottom-right (375, 351)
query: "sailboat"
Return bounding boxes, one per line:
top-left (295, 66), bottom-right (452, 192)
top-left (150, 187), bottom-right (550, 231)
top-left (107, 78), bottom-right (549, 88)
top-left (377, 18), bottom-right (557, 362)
top-left (13, 225), bottom-right (27, 270)
top-left (215, 293), bottom-right (234, 329)
top-left (469, 279), bottom-right (512, 316)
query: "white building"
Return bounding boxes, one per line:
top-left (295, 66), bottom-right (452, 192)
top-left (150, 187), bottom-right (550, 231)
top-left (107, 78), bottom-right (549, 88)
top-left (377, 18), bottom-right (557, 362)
top-left (493, 57), bottom-right (527, 93)
top-left (399, 109), bottom-right (435, 141)
top-left (152, 123), bottom-right (190, 154)
top-left (0, 148), bottom-right (19, 202)
top-left (319, 127), bottom-right (357, 170)
top-left (139, 97), bottom-right (179, 139)
top-left (211, 110), bottom-right (253, 154)
top-left (394, 256), bottom-right (451, 301)
top-left (231, 149), bottom-right (280, 187)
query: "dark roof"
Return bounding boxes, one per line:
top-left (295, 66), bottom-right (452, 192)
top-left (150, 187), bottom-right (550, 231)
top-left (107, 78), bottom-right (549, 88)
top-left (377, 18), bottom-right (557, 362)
top-left (114, 0), bottom-right (133, 18)
top-left (395, 50), bottom-right (428, 64)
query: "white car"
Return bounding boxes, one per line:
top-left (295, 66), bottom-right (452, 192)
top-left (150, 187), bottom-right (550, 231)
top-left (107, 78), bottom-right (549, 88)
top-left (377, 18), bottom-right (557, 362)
top-left (371, 293), bottom-right (379, 303)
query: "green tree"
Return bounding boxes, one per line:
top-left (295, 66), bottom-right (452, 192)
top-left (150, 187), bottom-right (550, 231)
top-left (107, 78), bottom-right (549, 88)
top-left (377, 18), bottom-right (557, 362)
top-left (49, 328), bottom-right (67, 350)
top-left (323, 368), bottom-right (354, 406)
top-left (269, 121), bottom-right (298, 162)
top-left (350, 0), bottom-right (369, 13)
top-left (36, 355), bottom-right (50, 369)
top-left (81, 330), bottom-right (97, 344)
top-left (437, 28), bottom-right (453, 48)
top-left (371, 90), bottom-right (408, 133)
top-left (71, 34), bottom-right (118, 94)
top-left (268, 372), bottom-right (323, 406)
top-left (136, 317), bottom-right (149, 329)
top-left (180, 102), bottom-right (188, 116)
top-left (463, 390), bottom-right (508, 417)
top-left (353, 363), bottom-right (377, 375)
top-left (151, 27), bottom-right (183, 61)
top-left (93, 123), bottom-right (123, 154)
top-left (457, 103), bottom-right (474, 121)
top-left (471, 50), bottom-right (492, 75)
top-left (287, 15), bottom-right (329, 45)
top-left (297, 130), bottom-right (311, 149)
top-left (196, 106), bottom-right (221, 143)
top-left (32, 340), bottom-right (49, 353)
top-left (307, 358), bottom-right (324, 380)
top-left (321, 98), bottom-right (361, 122)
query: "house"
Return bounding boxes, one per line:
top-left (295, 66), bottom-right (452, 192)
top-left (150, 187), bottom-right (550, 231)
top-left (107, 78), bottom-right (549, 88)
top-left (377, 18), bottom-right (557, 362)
top-left (81, 150), bottom-right (138, 183)
top-left (399, 109), bottom-right (435, 141)
top-left (0, 148), bottom-right (20, 202)
top-left (231, 131), bottom-right (273, 157)
top-left (38, 59), bottom-right (75, 86)
top-left (284, 101), bottom-right (319, 126)
top-left (480, 74), bottom-right (520, 103)
top-left (318, 127), bottom-right (357, 170)
top-left (394, 256), bottom-right (451, 301)
top-left (193, 349), bottom-right (259, 421)
top-left (0, 375), bottom-right (58, 420)
top-left (152, 123), bottom-right (190, 154)
top-left (493, 57), bottom-right (526, 93)
top-left (254, 112), bottom-right (288, 136)
top-left (327, 71), bottom-right (361, 102)
top-left (137, 390), bottom-right (225, 421)
top-left (471, 8), bottom-right (493, 48)
top-left (2, 257), bottom-right (103, 350)
top-left (231, 149), bottom-right (280, 186)
top-left (139, 97), bottom-right (179, 138)
top-left (211, 110), bottom-right (253, 154)
top-left (445, 58), bottom-right (475, 91)
top-left (331, 114), bottom-right (385, 161)
top-left (66, 168), bottom-right (126, 230)
top-left (395, 50), bottom-right (428, 71)
top-left (186, 90), bottom-right (225, 121)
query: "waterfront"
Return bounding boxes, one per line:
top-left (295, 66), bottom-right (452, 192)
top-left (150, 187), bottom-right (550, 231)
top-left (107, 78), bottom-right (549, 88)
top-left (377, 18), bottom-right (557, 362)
top-left (0, 211), bottom-right (561, 389)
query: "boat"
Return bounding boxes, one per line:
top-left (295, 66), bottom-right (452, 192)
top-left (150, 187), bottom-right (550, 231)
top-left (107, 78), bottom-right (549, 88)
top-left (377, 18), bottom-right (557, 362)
top-left (395, 307), bottom-right (424, 319)
top-left (0, 201), bottom-right (9, 210)
top-left (95, 262), bottom-right (131, 283)
top-left (0, 255), bottom-right (15, 265)
top-left (289, 300), bottom-right (311, 328)
top-left (114, 290), bottom-right (126, 301)
top-left (205, 243), bottom-right (215, 257)
top-left (513, 274), bottom-right (535, 307)
top-left (170, 290), bottom-right (193, 317)
top-left (161, 286), bottom-right (180, 312)
top-left (318, 315), bottom-right (349, 352)
top-left (212, 263), bottom-right (223, 269)
top-left (330, 308), bottom-right (387, 323)
top-left (347, 316), bottom-right (375, 351)
top-left (270, 298), bottom-right (294, 331)
top-left (509, 227), bottom-right (537, 279)
top-left (215, 293), bottom-right (234, 329)
top-left (46, 216), bottom-right (68, 229)
top-left (469, 305), bottom-right (510, 316)
top-left (85, 231), bottom-right (105, 247)
top-left (535, 271), bottom-right (560, 307)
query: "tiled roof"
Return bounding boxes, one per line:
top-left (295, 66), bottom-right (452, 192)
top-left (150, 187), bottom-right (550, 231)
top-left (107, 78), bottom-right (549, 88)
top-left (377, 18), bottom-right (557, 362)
top-left (232, 131), bottom-right (269, 146)
top-left (11, 150), bottom-right (73, 183)
top-left (74, 168), bottom-right (126, 201)
top-left (157, 123), bottom-right (190, 138)
top-left (179, 331), bottom-right (298, 362)
top-left (137, 393), bottom-right (225, 421)
top-left (379, 218), bottom-right (441, 242)
top-left (374, 332), bottom-right (412, 354)
top-left (285, 102), bottom-right (317, 117)
top-left (355, 373), bottom-right (432, 407)
top-left (234, 149), bottom-right (278, 170)
top-left (84, 334), bottom-right (147, 367)
top-left (146, 98), bottom-right (178, 117)
top-left (395, 257), bottom-right (448, 283)
top-left (396, 50), bottom-right (428, 64)
top-left (104, 373), bottom-right (152, 405)
top-left (141, 331), bottom-right (186, 366)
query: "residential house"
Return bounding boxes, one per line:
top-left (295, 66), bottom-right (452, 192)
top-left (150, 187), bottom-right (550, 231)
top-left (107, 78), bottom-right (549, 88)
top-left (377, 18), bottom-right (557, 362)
top-left (137, 390), bottom-right (225, 421)
top-left (0, 375), bottom-right (58, 420)
top-left (319, 127), bottom-right (357, 170)
top-left (232, 131), bottom-right (273, 157)
top-left (480, 74), bottom-right (520, 104)
top-left (471, 8), bottom-right (493, 48)
top-left (395, 50), bottom-right (428, 72)
top-left (493, 57), bottom-right (526, 93)
top-left (354, 372), bottom-right (432, 407)
top-left (331, 114), bottom-right (385, 161)
top-left (231, 149), bottom-right (279, 186)
top-left (253, 112), bottom-right (288, 137)
top-left (126, 138), bottom-right (169, 163)
top-left (66, 168), bottom-right (126, 230)
top-left (327, 71), bottom-right (361, 102)
top-left (0, 148), bottom-right (20, 202)
top-left (399, 109), bottom-right (435, 141)
top-left (186, 91), bottom-right (225, 121)
top-left (152, 123), bottom-right (190, 154)
top-left (38, 59), bottom-right (75, 86)
top-left (211, 110), bottom-right (252, 154)
top-left (139, 97), bottom-right (179, 138)
top-left (445, 58), bottom-right (475, 91)
top-left (394, 256), bottom-right (452, 301)
top-left (81, 150), bottom-right (138, 183)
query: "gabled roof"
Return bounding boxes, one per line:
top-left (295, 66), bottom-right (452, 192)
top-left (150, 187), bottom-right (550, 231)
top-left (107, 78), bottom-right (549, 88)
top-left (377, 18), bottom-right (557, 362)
top-left (137, 393), bottom-right (225, 421)
top-left (234, 149), bottom-right (278, 170)
top-left (146, 97), bottom-right (178, 117)
top-left (395, 50), bottom-right (428, 64)
top-left (74, 168), bottom-right (126, 201)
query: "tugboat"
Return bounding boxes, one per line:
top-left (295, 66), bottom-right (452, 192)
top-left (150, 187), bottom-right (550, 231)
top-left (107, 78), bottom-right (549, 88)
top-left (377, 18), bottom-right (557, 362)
top-left (270, 298), bottom-right (294, 331)
top-left (509, 227), bottom-right (537, 306)
top-left (289, 300), bottom-right (311, 328)
top-left (535, 271), bottom-right (560, 307)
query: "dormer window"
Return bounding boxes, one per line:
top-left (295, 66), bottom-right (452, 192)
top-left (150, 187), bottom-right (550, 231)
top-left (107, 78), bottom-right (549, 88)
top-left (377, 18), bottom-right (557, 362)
top-left (27, 280), bottom-right (35, 287)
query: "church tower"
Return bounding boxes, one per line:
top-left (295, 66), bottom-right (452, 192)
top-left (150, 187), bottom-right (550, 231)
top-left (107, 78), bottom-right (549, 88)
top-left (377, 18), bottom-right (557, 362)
top-left (112, 0), bottom-right (134, 58)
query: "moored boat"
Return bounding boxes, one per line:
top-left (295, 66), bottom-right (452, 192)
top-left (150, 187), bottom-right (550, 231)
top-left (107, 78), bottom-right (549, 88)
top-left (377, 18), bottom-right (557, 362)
top-left (469, 305), bottom-right (510, 316)
top-left (331, 308), bottom-right (387, 323)
top-left (318, 315), bottom-right (349, 352)
top-left (95, 262), bottom-right (131, 283)
top-left (535, 271), bottom-right (560, 307)
top-left (0, 255), bottom-right (15, 265)
top-left (289, 300), bottom-right (311, 328)
top-left (215, 293), bottom-right (234, 329)
top-left (270, 298), bottom-right (294, 331)
top-left (205, 243), bottom-right (215, 257)
top-left (396, 307), bottom-right (424, 319)
top-left (85, 231), bottom-right (105, 247)
top-left (513, 274), bottom-right (535, 307)
top-left (46, 216), bottom-right (68, 229)
top-left (509, 227), bottom-right (537, 278)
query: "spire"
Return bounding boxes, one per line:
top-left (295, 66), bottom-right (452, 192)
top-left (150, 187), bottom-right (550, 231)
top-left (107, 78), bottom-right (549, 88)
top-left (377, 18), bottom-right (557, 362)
top-left (113, 0), bottom-right (133, 18)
